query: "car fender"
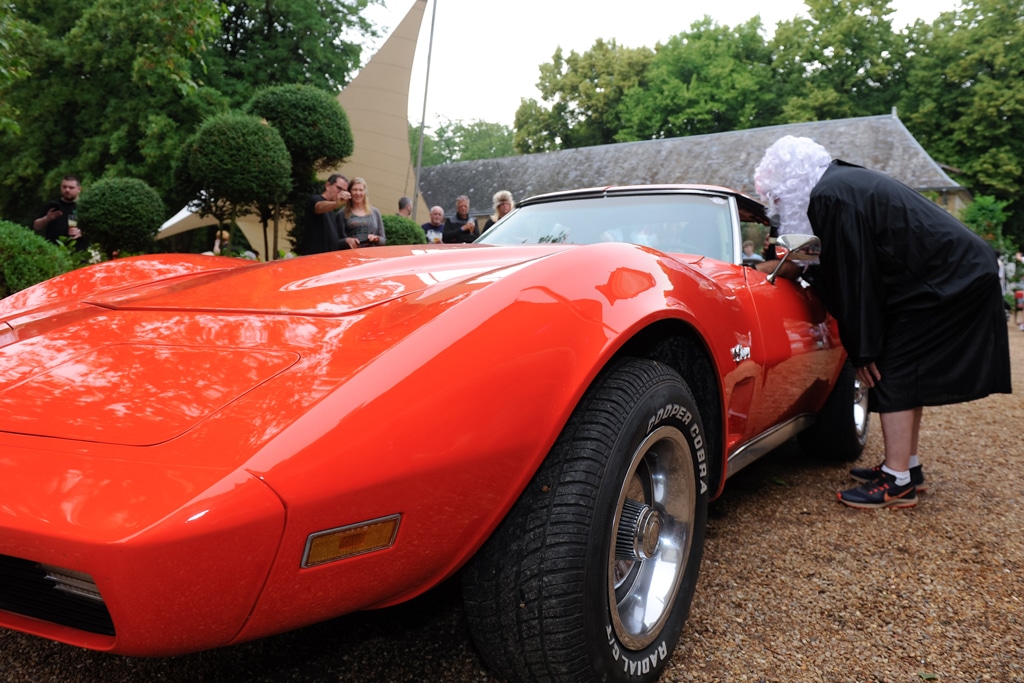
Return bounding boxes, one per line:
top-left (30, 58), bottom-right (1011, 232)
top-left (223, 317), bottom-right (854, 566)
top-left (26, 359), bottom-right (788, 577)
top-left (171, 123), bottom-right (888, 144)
top-left (233, 243), bottom-right (750, 643)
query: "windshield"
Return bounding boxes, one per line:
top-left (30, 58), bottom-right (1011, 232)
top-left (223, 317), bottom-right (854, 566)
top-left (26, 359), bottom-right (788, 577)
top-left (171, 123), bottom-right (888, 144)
top-left (476, 193), bottom-right (737, 263)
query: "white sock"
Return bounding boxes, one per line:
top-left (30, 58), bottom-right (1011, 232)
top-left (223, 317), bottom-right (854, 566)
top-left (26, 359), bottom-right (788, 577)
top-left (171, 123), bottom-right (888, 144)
top-left (882, 464), bottom-right (911, 486)
top-left (909, 454), bottom-right (920, 468)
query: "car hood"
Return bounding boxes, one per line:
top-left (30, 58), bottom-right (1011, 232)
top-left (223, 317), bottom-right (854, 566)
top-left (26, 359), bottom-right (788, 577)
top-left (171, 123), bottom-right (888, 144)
top-left (0, 246), bottom-right (560, 448)
top-left (78, 245), bottom-right (550, 315)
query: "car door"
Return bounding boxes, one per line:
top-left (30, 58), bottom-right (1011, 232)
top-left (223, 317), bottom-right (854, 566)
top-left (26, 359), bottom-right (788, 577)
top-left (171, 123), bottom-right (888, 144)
top-left (743, 267), bottom-right (845, 435)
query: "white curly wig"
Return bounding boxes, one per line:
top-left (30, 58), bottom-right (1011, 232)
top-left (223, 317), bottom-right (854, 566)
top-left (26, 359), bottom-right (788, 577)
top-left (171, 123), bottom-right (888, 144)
top-left (753, 136), bottom-right (832, 236)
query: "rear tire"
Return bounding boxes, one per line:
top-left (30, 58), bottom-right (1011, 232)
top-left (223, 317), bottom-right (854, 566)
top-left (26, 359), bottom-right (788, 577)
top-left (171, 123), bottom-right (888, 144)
top-left (462, 357), bottom-right (709, 683)
top-left (799, 360), bottom-right (869, 461)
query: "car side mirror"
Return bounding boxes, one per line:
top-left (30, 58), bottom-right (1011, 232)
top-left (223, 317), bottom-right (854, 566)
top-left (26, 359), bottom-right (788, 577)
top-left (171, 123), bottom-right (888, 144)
top-left (767, 233), bottom-right (821, 284)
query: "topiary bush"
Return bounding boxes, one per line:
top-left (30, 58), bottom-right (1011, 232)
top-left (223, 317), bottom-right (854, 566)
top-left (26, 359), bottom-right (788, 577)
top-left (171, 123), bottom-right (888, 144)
top-left (382, 214), bottom-right (427, 246)
top-left (173, 112), bottom-right (293, 259)
top-left (245, 84), bottom-right (354, 181)
top-left (245, 85), bottom-right (354, 251)
top-left (77, 178), bottom-right (166, 257)
top-left (0, 219), bottom-right (74, 298)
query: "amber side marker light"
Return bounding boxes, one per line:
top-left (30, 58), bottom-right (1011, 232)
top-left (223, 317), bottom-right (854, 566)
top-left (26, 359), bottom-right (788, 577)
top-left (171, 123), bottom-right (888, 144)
top-left (301, 514), bottom-right (401, 568)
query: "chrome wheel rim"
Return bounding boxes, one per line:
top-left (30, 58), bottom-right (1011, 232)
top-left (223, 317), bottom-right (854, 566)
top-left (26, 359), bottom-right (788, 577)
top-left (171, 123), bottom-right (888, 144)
top-left (608, 425), bottom-right (696, 651)
top-left (853, 378), bottom-right (870, 447)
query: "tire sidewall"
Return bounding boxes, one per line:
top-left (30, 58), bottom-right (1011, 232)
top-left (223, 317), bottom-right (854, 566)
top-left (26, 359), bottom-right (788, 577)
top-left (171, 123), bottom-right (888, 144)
top-left (582, 369), bottom-right (710, 682)
top-left (800, 360), bottom-right (868, 461)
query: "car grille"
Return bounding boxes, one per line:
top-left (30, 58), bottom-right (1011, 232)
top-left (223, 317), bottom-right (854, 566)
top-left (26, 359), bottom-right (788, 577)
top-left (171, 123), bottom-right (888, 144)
top-left (0, 554), bottom-right (115, 636)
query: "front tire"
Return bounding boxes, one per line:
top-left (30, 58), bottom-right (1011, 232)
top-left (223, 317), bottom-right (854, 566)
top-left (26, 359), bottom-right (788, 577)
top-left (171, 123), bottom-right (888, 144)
top-left (462, 358), bottom-right (710, 683)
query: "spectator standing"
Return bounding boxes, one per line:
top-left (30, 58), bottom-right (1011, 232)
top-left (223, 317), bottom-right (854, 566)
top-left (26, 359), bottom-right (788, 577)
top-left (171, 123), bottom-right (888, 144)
top-left (397, 196), bottom-right (413, 217)
top-left (422, 206), bottom-right (445, 244)
top-left (443, 195), bottom-right (476, 243)
top-left (212, 229), bottom-right (233, 256)
top-left (483, 190), bottom-right (514, 232)
top-left (753, 135), bottom-right (1012, 509)
top-left (344, 177), bottom-right (386, 248)
top-left (300, 174), bottom-right (358, 255)
top-left (33, 175), bottom-right (87, 249)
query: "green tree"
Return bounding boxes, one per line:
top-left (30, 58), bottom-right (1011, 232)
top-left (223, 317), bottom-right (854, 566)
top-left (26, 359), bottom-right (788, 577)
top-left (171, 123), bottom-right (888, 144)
top-left (769, 0), bottom-right (907, 123)
top-left (0, 0), bottom-right (378, 238)
top-left (410, 122), bottom-right (445, 167)
top-left (416, 118), bottom-right (516, 163)
top-left (959, 194), bottom-right (1015, 255)
top-left (174, 113), bottom-right (292, 259)
top-left (617, 17), bottom-right (778, 140)
top-left (0, 0), bottom-right (224, 227)
top-left (77, 177), bottom-right (165, 256)
top-left (899, 0), bottom-right (1024, 245)
top-left (205, 0), bottom-right (379, 107)
top-left (514, 39), bottom-right (653, 152)
top-left (513, 98), bottom-right (564, 154)
top-left (455, 120), bottom-right (516, 161)
top-left (0, 14), bottom-right (31, 134)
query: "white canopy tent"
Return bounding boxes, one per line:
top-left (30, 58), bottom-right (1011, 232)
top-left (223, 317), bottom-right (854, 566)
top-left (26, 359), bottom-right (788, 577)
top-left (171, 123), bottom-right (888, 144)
top-left (157, 204), bottom-right (289, 258)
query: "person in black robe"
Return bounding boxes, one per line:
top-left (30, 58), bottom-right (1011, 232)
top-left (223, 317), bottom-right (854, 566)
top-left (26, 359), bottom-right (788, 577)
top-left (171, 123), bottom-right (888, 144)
top-left (754, 135), bottom-right (1011, 509)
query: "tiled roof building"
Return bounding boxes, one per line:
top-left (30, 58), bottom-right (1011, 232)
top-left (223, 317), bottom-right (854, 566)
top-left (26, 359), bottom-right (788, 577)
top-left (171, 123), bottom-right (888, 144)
top-left (418, 112), bottom-right (968, 218)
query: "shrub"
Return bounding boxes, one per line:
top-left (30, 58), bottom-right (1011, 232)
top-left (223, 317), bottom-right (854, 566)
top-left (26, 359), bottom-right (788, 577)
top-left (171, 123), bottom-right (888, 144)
top-left (174, 113), bottom-right (292, 258)
top-left (245, 85), bottom-right (354, 250)
top-left (382, 214), bottom-right (427, 246)
top-left (0, 220), bottom-right (73, 297)
top-left (77, 178), bottom-right (166, 257)
top-left (245, 85), bottom-right (354, 181)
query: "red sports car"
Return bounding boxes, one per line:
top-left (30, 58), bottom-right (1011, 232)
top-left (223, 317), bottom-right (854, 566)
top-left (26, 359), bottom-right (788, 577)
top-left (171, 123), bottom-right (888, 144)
top-left (0, 185), bottom-right (866, 682)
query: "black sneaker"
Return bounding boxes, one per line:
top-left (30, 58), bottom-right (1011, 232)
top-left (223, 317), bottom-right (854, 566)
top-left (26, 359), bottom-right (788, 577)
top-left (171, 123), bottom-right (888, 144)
top-left (837, 472), bottom-right (917, 509)
top-left (850, 462), bottom-right (926, 493)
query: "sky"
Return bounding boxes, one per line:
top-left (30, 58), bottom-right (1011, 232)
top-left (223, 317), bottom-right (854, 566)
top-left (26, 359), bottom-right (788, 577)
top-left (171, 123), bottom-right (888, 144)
top-left (361, 0), bottom-right (963, 129)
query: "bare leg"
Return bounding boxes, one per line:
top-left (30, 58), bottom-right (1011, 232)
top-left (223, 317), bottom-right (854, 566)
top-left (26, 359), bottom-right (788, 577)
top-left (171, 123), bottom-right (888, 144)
top-left (879, 407), bottom-right (923, 471)
top-left (838, 406), bottom-right (923, 507)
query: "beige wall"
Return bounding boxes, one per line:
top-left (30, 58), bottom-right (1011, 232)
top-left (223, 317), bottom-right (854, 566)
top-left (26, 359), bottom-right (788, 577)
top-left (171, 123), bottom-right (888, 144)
top-left (334, 0), bottom-right (429, 222)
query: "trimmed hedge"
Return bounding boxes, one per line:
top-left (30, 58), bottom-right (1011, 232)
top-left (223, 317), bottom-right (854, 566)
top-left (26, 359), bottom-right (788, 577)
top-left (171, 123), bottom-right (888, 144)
top-left (178, 113), bottom-right (292, 210)
top-left (77, 178), bottom-right (166, 256)
top-left (245, 85), bottom-right (354, 179)
top-left (382, 214), bottom-right (427, 246)
top-left (0, 220), bottom-right (73, 298)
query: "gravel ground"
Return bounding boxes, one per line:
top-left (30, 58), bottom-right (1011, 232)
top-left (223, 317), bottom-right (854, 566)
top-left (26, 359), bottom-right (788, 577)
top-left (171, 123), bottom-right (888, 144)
top-left (2, 323), bottom-right (1022, 683)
